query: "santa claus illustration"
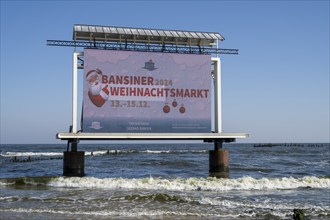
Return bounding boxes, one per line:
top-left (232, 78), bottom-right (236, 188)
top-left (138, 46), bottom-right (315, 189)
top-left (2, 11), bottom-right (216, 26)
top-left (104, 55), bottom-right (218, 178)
top-left (86, 68), bottom-right (109, 107)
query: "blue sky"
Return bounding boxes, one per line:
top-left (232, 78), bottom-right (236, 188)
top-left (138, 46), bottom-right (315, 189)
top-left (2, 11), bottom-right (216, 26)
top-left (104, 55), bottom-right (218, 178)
top-left (1, 0), bottom-right (329, 144)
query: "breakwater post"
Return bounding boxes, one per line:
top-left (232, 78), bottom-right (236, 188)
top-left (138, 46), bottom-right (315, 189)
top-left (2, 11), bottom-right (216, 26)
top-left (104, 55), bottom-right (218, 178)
top-left (63, 139), bottom-right (85, 177)
top-left (209, 140), bottom-right (229, 178)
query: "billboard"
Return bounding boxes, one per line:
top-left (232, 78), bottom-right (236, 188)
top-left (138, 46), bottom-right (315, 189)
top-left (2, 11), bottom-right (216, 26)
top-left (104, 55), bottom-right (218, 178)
top-left (82, 49), bottom-right (211, 133)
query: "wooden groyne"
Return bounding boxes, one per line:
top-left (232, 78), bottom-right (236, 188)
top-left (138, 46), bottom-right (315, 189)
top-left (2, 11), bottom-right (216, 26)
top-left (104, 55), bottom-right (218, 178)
top-left (253, 143), bottom-right (325, 147)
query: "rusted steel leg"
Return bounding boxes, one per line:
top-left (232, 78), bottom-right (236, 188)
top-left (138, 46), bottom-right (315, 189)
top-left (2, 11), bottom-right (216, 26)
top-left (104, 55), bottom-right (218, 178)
top-left (63, 139), bottom-right (85, 177)
top-left (209, 141), bottom-right (229, 178)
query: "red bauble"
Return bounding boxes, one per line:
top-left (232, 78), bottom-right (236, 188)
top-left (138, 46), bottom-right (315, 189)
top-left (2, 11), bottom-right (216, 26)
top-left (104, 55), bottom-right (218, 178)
top-left (179, 106), bottom-right (185, 114)
top-left (172, 100), bottom-right (177, 107)
top-left (163, 105), bottom-right (170, 113)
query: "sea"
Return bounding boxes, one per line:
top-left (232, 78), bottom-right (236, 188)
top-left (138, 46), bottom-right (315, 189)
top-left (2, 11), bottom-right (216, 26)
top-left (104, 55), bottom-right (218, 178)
top-left (0, 143), bottom-right (329, 219)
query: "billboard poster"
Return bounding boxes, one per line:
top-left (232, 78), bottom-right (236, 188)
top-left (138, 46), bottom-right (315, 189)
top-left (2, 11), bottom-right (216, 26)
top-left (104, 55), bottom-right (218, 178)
top-left (82, 49), bottom-right (211, 133)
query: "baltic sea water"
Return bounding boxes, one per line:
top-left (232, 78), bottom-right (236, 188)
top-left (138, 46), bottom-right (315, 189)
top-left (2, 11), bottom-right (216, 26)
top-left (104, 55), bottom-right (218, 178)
top-left (0, 143), bottom-right (329, 219)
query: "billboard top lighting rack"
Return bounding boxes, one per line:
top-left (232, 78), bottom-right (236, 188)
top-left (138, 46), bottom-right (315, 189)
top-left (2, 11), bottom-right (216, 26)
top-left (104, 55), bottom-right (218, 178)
top-left (73, 24), bottom-right (224, 46)
top-left (47, 24), bottom-right (238, 55)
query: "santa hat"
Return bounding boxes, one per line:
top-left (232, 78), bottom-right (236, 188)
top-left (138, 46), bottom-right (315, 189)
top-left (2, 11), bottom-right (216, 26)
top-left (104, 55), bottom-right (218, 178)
top-left (86, 68), bottom-right (102, 80)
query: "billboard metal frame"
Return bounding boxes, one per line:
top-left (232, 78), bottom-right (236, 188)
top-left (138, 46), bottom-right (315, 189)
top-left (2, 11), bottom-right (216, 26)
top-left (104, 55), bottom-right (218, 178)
top-left (46, 40), bottom-right (239, 55)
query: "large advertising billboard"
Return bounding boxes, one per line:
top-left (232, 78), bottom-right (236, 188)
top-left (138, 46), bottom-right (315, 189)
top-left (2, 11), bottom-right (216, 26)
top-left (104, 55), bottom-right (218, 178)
top-left (82, 49), bottom-right (211, 133)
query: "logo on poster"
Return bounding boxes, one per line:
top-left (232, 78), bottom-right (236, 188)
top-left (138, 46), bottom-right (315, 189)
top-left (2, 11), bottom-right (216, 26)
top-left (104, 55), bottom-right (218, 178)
top-left (89, 121), bottom-right (102, 130)
top-left (143, 59), bottom-right (157, 71)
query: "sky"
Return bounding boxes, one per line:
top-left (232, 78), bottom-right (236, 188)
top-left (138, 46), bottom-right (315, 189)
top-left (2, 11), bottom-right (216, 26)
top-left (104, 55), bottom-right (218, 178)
top-left (1, 0), bottom-right (329, 144)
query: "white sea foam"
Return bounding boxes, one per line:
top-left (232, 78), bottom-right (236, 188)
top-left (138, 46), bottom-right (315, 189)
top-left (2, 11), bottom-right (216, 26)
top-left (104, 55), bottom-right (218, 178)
top-left (0, 207), bottom-right (239, 218)
top-left (87, 149), bottom-right (207, 154)
top-left (0, 149), bottom-right (207, 158)
top-left (0, 152), bottom-right (62, 157)
top-left (143, 150), bottom-right (171, 154)
top-left (0, 196), bottom-right (20, 202)
top-left (142, 150), bottom-right (207, 154)
top-left (47, 176), bottom-right (330, 192)
top-left (0, 181), bottom-right (14, 186)
top-left (196, 196), bottom-right (329, 211)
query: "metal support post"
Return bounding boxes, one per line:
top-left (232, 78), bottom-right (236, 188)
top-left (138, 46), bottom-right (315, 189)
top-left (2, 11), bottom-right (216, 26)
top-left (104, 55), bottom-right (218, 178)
top-left (63, 139), bottom-right (84, 177)
top-left (212, 57), bottom-right (222, 133)
top-left (72, 52), bottom-right (78, 133)
top-left (63, 150), bottom-right (85, 177)
top-left (209, 140), bottom-right (229, 178)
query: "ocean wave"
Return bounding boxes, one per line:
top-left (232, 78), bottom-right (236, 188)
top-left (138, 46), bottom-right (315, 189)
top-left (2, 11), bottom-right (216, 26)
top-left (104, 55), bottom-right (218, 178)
top-left (141, 150), bottom-right (207, 154)
top-left (0, 207), bottom-right (243, 219)
top-left (83, 149), bottom-right (208, 156)
top-left (196, 196), bottom-right (330, 212)
top-left (1, 192), bottom-right (328, 219)
top-left (1, 204), bottom-right (328, 219)
top-left (0, 176), bottom-right (58, 186)
top-left (1, 149), bottom-right (208, 158)
top-left (0, 176), bottom-right (317, 191)
top-left (0, 152), bottom-right (63, 157)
